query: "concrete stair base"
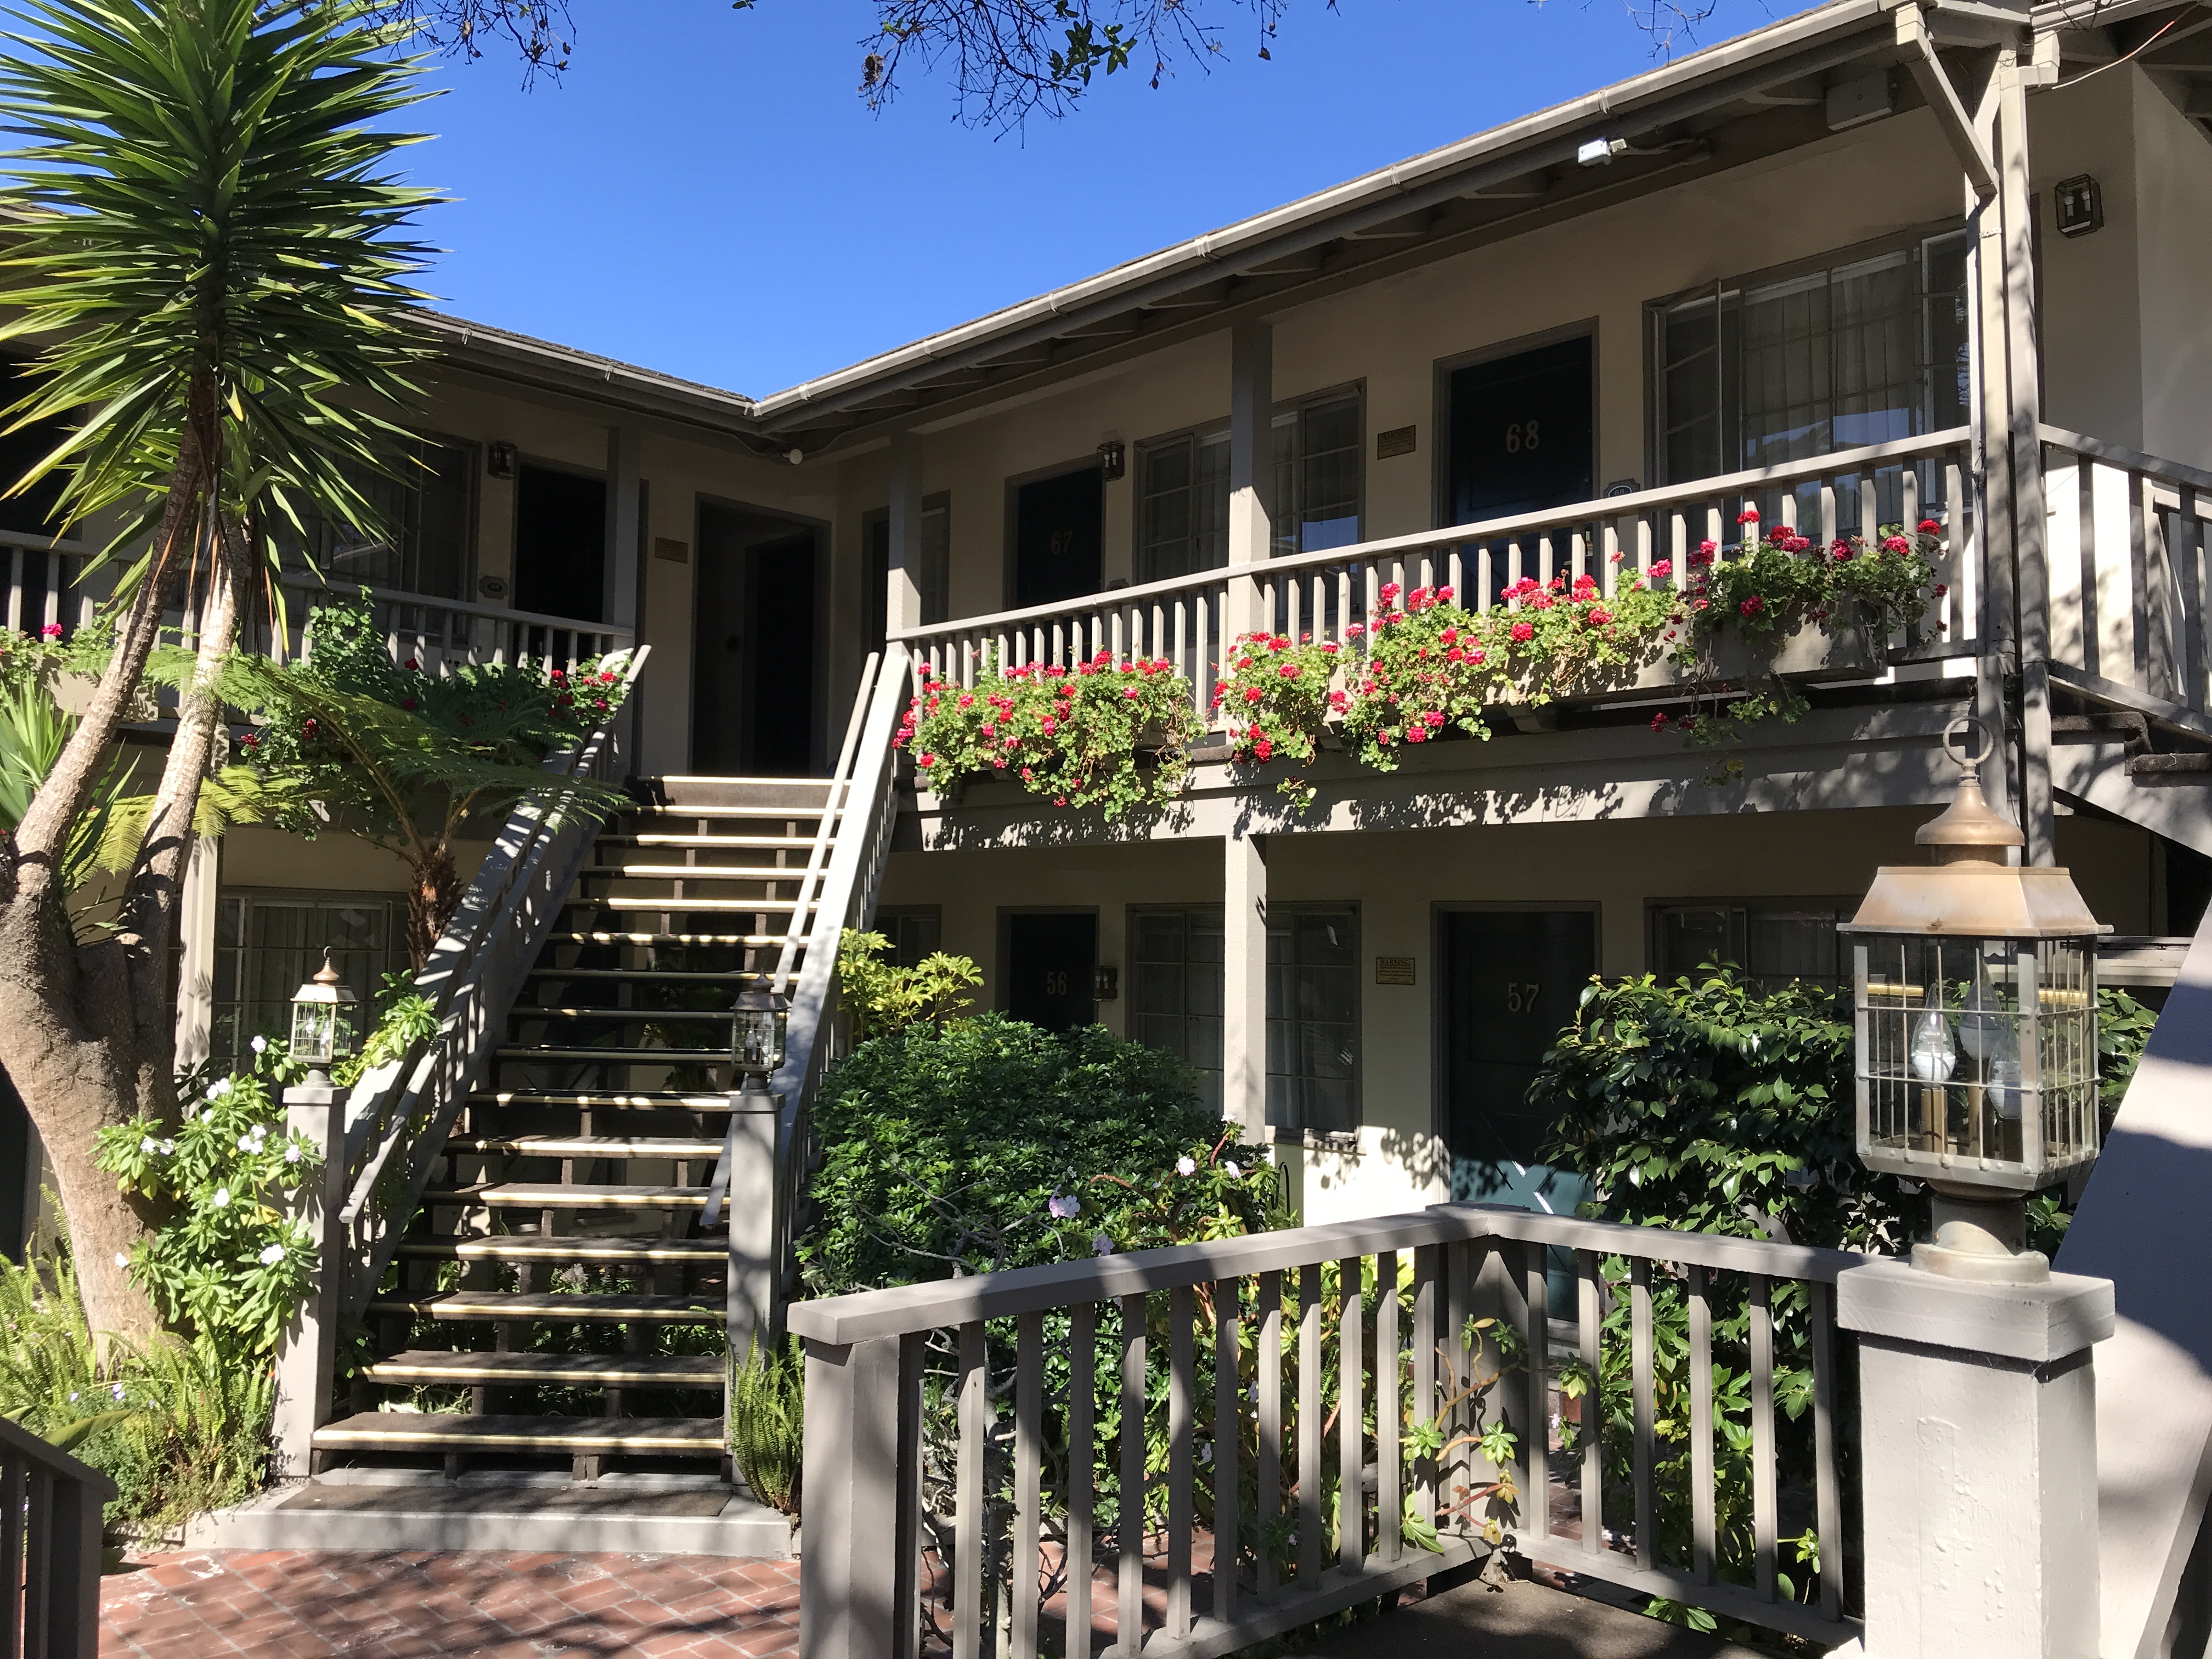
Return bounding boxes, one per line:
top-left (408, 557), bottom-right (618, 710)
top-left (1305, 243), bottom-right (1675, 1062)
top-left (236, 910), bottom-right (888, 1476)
top-left (188, 1476), bottom-right (796, 1559)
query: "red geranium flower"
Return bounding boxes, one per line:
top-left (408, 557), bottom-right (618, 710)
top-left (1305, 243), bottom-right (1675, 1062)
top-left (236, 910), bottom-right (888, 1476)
top-left (1739, 595), bottom-right (1765, 617)
top-left (1510, 621), bottom-right (1535, 642)
top-left (1917, 518), bottom-right (1942, 534)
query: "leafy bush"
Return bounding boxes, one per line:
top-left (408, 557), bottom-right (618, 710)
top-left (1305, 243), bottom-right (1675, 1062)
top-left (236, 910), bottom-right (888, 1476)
top-left (802, 1014), bottom-right (1279, 1295)
top-left (835, 927), bottom-right (982, 1042)
top-left (730, 1337), bottom-right (804, 1519)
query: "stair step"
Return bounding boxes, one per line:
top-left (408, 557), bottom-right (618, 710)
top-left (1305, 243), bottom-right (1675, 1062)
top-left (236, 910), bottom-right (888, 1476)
top-left (494, 1045), bottom-right (729, 1063)
top-left (545, 932), bottom-right (795, 947)
top-left (567, 896), bottom-right (821, 913)
top-left (363, 1350), bottom-right (726, 1388)
top-left (447, 1136), bottom-right (725, 1158)
top-left (514, 1008), bottom-right (734, 1024)
top-left (585, 864), bottom-right (811, 881)
top-left (394, 1235), bottom-right (725, 1263)
top-left (313, 1412), bottom-right (725, 1454)
top-left (602, 833), bottom-right (827, 850)
top-left (2128, 752), bottom-right (2212, 775)
top-left (425, 1183), bottom-right (713, 1210)
top-left (469, 1091), bottom-right (743, 1110)
top-left (526, 968), bottom-right (766, 984)
top-left (368, 1291), bottom-right (724, 1323)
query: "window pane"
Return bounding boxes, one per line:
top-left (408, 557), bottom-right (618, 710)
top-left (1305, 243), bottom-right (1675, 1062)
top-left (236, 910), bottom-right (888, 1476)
top-left (921, 501), bottom-right (951, 627)
top-left (1656, 905), bottom-right (1739, 979)
top-left (1266, 906), bottom-right (1359, 1134)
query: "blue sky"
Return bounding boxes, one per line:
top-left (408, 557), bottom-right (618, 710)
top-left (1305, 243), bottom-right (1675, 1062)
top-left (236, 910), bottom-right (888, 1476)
top-left (411, 0), bottom-right (1781, 397)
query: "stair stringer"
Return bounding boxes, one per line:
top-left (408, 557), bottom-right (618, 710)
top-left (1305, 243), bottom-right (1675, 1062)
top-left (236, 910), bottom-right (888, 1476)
top-left (2051, 739), bottom-right (2212, 858)
top-left (2057, 894), bottom-right (2212, 1659)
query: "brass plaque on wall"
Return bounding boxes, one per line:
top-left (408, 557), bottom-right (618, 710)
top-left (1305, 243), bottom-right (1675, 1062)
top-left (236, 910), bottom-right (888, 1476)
top-left (1375, 956), bottom-right (1417, 986)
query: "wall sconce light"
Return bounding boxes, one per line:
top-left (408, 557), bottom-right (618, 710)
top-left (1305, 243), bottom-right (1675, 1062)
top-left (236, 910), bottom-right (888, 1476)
top-left (487, 442), bottom-right (517, 480)
top-left (1093, 964), bottom-right (1119, 1001)
top-left (1097, 441), bottom-right (1126, 482)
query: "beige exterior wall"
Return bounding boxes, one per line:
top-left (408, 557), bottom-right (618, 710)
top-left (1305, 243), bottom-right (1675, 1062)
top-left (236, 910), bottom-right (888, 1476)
top-left (878, 809), bottom-right (2155, 1223)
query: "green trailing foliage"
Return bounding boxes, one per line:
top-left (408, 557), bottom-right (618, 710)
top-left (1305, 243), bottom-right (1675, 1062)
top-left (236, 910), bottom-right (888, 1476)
top-left (730, 1337), bottom-right (804, 1519)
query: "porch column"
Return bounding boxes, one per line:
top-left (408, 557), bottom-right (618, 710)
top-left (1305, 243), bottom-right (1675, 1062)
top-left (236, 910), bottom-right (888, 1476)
top-left (1837, 1259), bottom-right (2112, 1659)
top-left (172, 834), bottom-right (219, 1065)
top-left (887, 432), bottom-right (924, 639)
top-left (604, 423), bottom-right (645, 753)
top-left (1967, 53), bottom-right (2019, 834)
top-left (1226, 320), bottom-right (1273, 645)
top-left (1222, 828), bottom-right (1268, 1139)
top-left (1996, 53), bottom-right (2056, 866)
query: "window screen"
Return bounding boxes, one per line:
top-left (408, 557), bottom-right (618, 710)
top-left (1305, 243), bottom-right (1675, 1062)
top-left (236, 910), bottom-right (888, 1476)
top-left (1137, 432), bottom-right (1231, 583)
top-left (1650, 898), bottom-right (1858, 993)
top-left (1656, 233), bottom-right (1970, 527)
top-left (1129, 906), bottom-right (1224, 1114)
top-left (1267, 905), bottom-right (1359, 1135)
top-left (1133, 391), bottom-right (1363, 584)
top-left (213, 891), bottom-right (408, 1068)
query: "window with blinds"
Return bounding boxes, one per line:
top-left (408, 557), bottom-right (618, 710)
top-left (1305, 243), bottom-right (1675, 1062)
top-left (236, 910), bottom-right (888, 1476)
top-left (1647, 896), bottom-right (1860, 994)
top-left (1267, 904), bottom-right (1359, 1136)
top-left (280, 433), bottom-right (479, 600)
top-left (1128, 906), bottom-right (1224, 1115)
top-left (1133, 390), bottom-right (1363, 583)
top-left (1655, 232), bottom-right (1971, 493)
top-left (212, 890), bottom-right (409, 1068)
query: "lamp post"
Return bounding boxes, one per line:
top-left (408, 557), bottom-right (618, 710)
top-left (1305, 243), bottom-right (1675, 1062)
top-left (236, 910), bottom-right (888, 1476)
top-left (287, 951), bottom-right (360, 1087)
top-left (1841, 720), bottom-right (2106, 1284)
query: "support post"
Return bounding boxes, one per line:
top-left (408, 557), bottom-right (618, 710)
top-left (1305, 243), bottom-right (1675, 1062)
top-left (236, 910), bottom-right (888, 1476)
top-left (173, 834), bottom-right (219, 1065)
top-left (723, 1099), bottom-right (781, 1361)
top-left (1837, 1258), bottom-right (2113, 1659)
top-left (1967, 51), bottom-right (2019, 831)
top-left (800, 1335), bottom-right (907, 1659)
top-left (604, 423), bottom-right (642, 634)
top-left (1223, 829), bottom-right (1268, 1142)
top-left (887, 432), bottom-right (924, 639)
top-left (270, 1077), bottom-right (349, 1479)
top-left (1996, 54), bottom-right (2056, 866)
top-left (1227, 319), bottom-right (1273, 643)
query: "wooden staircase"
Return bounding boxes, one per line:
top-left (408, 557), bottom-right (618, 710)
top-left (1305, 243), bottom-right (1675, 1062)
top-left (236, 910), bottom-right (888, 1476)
top-left (310, 776), bottom-right (839, 1482)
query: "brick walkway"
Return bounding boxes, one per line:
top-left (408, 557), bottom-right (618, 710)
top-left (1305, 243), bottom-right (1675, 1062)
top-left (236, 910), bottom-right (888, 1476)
top-left (99, 1549), bottom-right (802, 1658)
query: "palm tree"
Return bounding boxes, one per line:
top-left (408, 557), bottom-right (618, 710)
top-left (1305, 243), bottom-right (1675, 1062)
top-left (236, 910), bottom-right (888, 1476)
top-left (0, 0), bottom-right (437, 1341)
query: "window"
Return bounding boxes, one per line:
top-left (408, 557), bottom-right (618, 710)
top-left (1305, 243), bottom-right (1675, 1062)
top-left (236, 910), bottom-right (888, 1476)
top-left (281, 434), bottom-right (477, 599)
top-left (212, 891), bottom-right (409, 1069)
top-left (1137, 431), bottom-right (1231, 583)
top-left (1267, 905), bottom-right (1358, 1136)
top-left (514, 461), bottom-right (607, 622)
top-left (1128, 906), bottom-right (1224, 1114)
top-left (863, 496), bottom-right (951, 650)
top-left (1648, 898), bottom-right (1859, 993)
top-left (1132, 390), bottom-right (1364, 583)
top-left (0, 356), bottom-right (71, 541)
top-left (874, 907), bottom-right (943, 969)
top-left (1654, 233), bottom-right (1971, 523)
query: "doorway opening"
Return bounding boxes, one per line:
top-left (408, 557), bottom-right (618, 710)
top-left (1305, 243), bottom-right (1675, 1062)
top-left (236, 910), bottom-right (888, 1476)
top-left (514, 462), bottom-right (607, 622)
top-left (1003, 911), bottom-right (1098, 1032)
top-left (693, 502), bottom-right (820, 776)
top-left (1442, 335), bottom-right (1595, 602)
top-left (1010, 462), bottom-right (1104, 610)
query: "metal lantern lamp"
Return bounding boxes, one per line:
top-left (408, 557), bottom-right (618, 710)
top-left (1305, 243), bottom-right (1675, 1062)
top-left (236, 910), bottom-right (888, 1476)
top-left (1840, 720), bottom-right (2106, 1284)
top-left (289, 950), bottom-right (360, 1084)
top-left (730, 982), bottom-right (789, 1097)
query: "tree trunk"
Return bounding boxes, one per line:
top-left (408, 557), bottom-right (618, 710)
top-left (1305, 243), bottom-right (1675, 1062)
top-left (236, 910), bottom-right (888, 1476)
top-left (405, 845), bottom-right (461, 971)
top-left (0, 410), bottom-right (222, 1345)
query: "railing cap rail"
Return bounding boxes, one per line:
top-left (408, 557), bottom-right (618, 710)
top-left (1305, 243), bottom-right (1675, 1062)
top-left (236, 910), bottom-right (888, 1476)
top-left (275, 573), bottom-right (637, 641)
top-left (891, 425), bottom-right (1973, 644)
top-left (2036, 422), bottom-right (2212, 496)
top-left (0, 1410), bottom-right (121, 1499)
top-left (785, 1198), bottom-right (1865, 1346)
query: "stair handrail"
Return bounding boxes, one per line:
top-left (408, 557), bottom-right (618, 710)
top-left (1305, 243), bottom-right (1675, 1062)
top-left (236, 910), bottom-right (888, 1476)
top-left (770, 649), bottom-right (881, 993)
top-left (332, 647), bottom-right (651, 1303)
top-left (0, 1413), bottom-right (115, 1658)
top-left (762, 644), bottom-right (910, 1315)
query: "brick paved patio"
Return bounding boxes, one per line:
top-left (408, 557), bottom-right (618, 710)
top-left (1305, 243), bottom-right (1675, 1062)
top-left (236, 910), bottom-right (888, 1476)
top-left (99, 1549), bottom-right (802, 1658)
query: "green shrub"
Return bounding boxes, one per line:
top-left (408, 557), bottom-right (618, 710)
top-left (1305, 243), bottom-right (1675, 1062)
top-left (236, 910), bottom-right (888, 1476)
top-left (801, 1013), bottom-right (1279, 1295)
top-left (730, 1337), bottom-right (804, 1519)
top-left (835, 927), bottom-right (983, 1042)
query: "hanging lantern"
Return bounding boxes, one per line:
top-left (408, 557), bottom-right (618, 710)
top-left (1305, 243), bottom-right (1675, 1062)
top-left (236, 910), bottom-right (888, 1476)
top-left (1840, 721), bottom-right (2105, 1282)
top-left (289, 950), bottom-right (360, 1077)
top-left (731, 982), bottom-right (789, 1091)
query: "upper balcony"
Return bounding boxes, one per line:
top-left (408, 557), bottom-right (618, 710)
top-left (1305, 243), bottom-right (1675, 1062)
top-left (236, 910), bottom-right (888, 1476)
top-left (890, 424), bottom-right (2212, 843)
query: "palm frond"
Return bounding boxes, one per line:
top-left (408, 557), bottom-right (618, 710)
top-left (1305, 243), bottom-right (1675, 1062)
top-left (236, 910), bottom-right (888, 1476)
top-left (90, 763), bottom-right (312, 876)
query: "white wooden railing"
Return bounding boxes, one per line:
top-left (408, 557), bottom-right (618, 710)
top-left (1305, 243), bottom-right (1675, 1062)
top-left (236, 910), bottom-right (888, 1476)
top-left (895, 430), bottom-right (1979, 720)
top-left (792, 1201), bottom-right (1859, 1659)
top-left (0, 1413), bottom-right (112, 1659)
top-left (2040, 425), bottom-right (2212, 732)
top-left (269, 574), bottom-right (631, 676)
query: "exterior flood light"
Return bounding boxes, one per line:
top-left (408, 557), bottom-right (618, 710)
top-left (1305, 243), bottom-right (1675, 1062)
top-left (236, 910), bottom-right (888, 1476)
top-left (289, 950), bottom-right (360, 1082)
top-left (1577, 137), bottom-right (1628, 166)
top-left (730, 981), bottom-right (790, 1098)
top-left (1841, 720), bottom-right (2106, 1284)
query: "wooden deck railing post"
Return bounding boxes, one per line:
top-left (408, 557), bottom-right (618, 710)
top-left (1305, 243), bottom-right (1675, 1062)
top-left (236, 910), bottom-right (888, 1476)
top-left (270, 1076), bottom-right (350, 1480)
top-left (800, 1335), bottom-right (908, 1659)
top-left (1837, 1259), bottom-right (2113, 1659)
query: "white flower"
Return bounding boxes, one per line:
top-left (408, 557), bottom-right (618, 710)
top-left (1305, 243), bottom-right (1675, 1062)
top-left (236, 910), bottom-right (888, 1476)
top-left (251, 1035), bottom-right (267, 1054)
top-left (239, 1135), bottom-right (258, 1153)
top-left (140, 1136), bottom-right (157, 1154)
top-left (67, 1391), bottom-right (77, 1403)
top-left (285, 1146), bottom-right (301, 1165)
top-left (1176, 1156), bottom-right (1198, 1177)
top-left (210, 1187), bottom-right (230, 1208)
top-left (111, 1383), bottom-right (125, 1401)
top-left (160, 1140), bottom-right (174, 1155)
top-left (113, 1252), bottom-right (129, 1269)
top-left (1222, 1161), bottom-right (1241, 1180)
top-left (1092, 1232), bottom-right (1114, 1256)
top-left (257, 1243), bottom-right (285, 1266)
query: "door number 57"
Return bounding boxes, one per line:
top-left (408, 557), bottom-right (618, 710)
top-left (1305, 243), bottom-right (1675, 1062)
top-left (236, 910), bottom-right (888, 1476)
top-left (1504, 981), bottom-right (1541, 1013)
